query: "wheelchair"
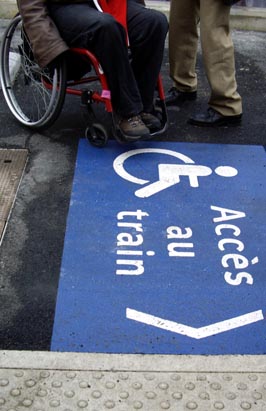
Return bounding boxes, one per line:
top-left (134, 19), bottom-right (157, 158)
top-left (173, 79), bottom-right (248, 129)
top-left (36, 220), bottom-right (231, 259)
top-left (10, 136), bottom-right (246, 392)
top-left (0, 14), bottom-right (168, 147)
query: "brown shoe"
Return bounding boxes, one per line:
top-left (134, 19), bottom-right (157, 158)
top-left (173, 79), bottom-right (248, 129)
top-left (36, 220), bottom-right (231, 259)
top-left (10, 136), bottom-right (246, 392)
top-left (140, 112), bottom-right (161, 131)
top-left (118, 115), bottom-right (150, 141)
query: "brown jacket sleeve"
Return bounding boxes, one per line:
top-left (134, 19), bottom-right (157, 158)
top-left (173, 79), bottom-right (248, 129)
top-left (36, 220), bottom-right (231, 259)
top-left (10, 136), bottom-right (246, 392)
top-left (17, 0), bottom-right (68, 67)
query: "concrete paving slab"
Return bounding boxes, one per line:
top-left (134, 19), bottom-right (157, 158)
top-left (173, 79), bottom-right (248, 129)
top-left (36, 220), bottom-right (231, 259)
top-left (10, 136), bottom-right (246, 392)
top-left (1, 351), bottom-right (266, 410)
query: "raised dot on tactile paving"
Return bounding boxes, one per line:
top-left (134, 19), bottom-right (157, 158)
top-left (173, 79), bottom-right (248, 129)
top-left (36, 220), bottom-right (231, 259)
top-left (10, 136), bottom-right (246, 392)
top-left (240, 402), bottom-right (252, 410)
top-left (78, 400), bottom-right (88, 408)
top-left (10, 388), bottom-right (21, 397)
top-left (158, 383), bottom-right (169, 390)
top-left (64, 390), bottom-right (75, 398)
top-left (144, 374), bottom-right (155, 381)
top-left (105, 381), bottom-right (115, 389)
top-left (197, 375), bottom-right (207, 381)
top-left (132, 382), bottom-right (142, 390)
top-left (248, 374), bottom-right (258, 381)
top-left (160, 401), bottom-right (170, 409)
top-left (0, 398), bottom-right (5, 405)
top-left (210, 383), bottom-right (221, 391)
top-left (37, 389), bottom-right (48, 397)
top-left (171, 374), bottom-right (181, 381)
top-left (25, 379), bottom-right (36, 387)
top-left (222, 375), bottom-right (232, 381)
top-left (52, 381), bottom-right (63, 388)
top-left (186, 401), bottom-right (198, 409)
top-left (79, 381), bottom-right (89, 388)
top-left (145, 391), bottom-right (156, 399)
top-left (133, 401), bottom-right (143, 409)
top-left (104, 400), bottom-right (115, 409)
top-left (15, 371), bottom-right (24, 378)
top-left (66, 372), bottom-right (76, 379)
top-left (22, 399), bottom-right (33, 407)
top-left (225, 392), bottom-right (237, 400)
top-left (49, 399), bottom-right (60, 407)
top-left (237, 383), bottom-right (248, 390)
top-left (199, 392), bottom-right (210, 400)
top-left (40, 371), bottom-right (50, 378)
top-left (119, 373), bottom-right (129, 380)
top-left (0, 379), bottom-right (9, 386)
top-left (252, 391), bottom-right (262, 400)
top-left (119, 391), bottom-right (129, 400)
top-left (92, 390), bottom-right (102, 399)
top-left (172, 392), bottom-right (183, 400)
top-left (93, 372), bottom-right (103, 380)
top-left (185, 382), bottom-right (195, 390)
top-left (214, 402), bottom-right (224, 410)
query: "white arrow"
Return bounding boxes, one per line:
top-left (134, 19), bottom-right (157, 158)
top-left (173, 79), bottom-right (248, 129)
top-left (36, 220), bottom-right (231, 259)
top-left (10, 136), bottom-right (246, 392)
top-left (126, 308), bottom-right (264, 339)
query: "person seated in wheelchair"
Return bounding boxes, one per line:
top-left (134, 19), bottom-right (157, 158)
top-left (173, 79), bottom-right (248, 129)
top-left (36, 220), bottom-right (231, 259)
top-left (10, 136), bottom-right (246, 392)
top-left (18, 0), bottom-right (168, 142)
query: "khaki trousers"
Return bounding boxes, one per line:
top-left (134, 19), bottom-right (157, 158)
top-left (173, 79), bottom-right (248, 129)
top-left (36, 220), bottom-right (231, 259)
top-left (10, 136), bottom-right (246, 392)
top-left (169, 0), bottom-right (242, 115)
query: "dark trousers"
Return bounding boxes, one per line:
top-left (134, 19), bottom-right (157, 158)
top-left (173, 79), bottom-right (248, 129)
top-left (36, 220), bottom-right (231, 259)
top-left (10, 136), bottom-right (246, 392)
top-left (49, 0), bottom-right (168, 117)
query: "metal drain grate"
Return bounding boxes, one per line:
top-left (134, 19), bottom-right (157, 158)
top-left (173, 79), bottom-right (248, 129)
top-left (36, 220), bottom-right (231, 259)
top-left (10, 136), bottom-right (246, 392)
top-left (0, 149), bottom-right (28, 243)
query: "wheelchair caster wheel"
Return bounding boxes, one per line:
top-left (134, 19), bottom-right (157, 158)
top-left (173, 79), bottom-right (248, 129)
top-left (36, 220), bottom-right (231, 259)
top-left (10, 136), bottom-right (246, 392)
top-left (85, 123), bottom-right (108, 147)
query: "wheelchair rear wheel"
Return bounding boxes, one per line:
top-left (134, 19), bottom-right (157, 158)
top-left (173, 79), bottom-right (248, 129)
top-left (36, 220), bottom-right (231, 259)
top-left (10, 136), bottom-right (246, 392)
top-left (0, 15), bottom-right (67, 129)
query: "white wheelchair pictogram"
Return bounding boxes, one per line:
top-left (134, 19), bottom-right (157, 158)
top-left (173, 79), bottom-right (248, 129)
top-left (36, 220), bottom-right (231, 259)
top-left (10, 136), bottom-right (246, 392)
top-left (113, 148), bottom-right (238, 198)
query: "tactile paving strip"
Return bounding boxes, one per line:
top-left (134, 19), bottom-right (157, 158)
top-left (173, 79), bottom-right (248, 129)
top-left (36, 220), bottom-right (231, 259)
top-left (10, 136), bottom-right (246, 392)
top-left (1, 352), bottom-right (266, 410)
top-left (1, 369), bottom-right (266, 410)
top-left (0, 149), bottom-right (28, 243)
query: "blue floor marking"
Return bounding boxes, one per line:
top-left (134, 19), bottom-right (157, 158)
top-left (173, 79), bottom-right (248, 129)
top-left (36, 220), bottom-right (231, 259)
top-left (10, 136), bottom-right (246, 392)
top-left (51, 140), bottom-right (266, 354)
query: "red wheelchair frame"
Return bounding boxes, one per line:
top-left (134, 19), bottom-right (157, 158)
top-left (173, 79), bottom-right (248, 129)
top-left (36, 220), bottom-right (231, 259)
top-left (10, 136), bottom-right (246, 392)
top-left (0, 14), bottom-right (168, 147)
top-left (62, 47), bottom-right (168, 146)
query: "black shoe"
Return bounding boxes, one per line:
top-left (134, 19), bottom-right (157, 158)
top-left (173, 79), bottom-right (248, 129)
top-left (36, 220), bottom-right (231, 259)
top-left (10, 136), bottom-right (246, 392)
top-left (188, 107), bottom-right (242, 127)
top-left (165, 87), bottom-right (197, 106)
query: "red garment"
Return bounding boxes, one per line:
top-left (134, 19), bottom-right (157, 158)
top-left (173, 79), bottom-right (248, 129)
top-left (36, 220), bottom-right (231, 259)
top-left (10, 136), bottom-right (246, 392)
top-left (97, 0), bottom-right (127, 32)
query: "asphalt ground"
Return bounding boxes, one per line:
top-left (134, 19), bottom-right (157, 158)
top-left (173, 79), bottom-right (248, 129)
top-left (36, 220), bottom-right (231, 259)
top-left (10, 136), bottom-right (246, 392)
top-left (0, 19), bottom-right (266, 352)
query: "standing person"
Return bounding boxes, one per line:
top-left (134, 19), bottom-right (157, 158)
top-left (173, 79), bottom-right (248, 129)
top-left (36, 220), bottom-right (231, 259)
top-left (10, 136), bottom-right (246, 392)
top-left (166, 0), bottom-right (242, 127)
top-left (18, 0), bottom-right (168, 141)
